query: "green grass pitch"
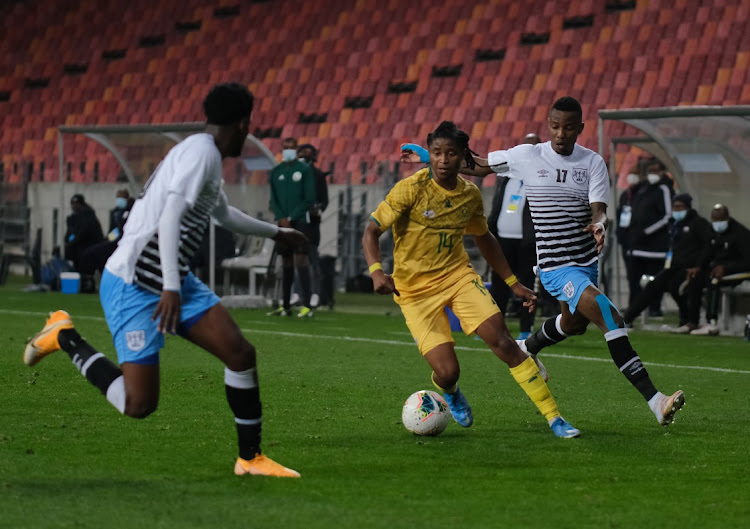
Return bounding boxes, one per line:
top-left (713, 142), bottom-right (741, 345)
top-left (1, 276), bottom-right (749, 528)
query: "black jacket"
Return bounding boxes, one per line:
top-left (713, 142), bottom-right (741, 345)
top-left (629, 181), bottom-right (673, 257)
top-left (615, 182), bottom-right (644, 248)
top-left (670, 209), bottom-right (712, 269)
top-left (700, 218), bottom-right (750, 275)
top-left (487, 176), bottom-right (535, 245)
top-left (65, 204), bottom-right (104, 252)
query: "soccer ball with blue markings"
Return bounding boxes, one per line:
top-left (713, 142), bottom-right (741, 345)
top-left (402, 390), bottom-right (450, 436)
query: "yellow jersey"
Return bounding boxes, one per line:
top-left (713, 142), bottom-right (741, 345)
top-left (370, 168), bottom-right (488, 300)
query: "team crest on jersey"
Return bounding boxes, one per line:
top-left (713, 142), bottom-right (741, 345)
top-left (292, 171), bottom-right (302, 182)
top-left (537, 169), bottom-right (549, 177)
top-left (424, 210), bottom-right (436, 219)
top-left (572, 167), bottom-right (588, 185)
top-left (126, 330), bottom-right (146, 351)
top-left (563, 281), bottom-right (575, 299)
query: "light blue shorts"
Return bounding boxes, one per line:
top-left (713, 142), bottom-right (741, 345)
top-left (539, 263), bottom-right (599, 314)
top-left (100, 269), bottom-right (221, 365)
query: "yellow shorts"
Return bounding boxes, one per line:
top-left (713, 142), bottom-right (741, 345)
top-left (398, 272), bottom-right (500, 355)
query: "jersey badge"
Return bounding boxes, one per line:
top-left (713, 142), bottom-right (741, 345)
top-left (126, 330), bottom-right (146, 351)
top-left (563, 280), bottom-right (575, 299)
top-left (292, 171), bottom-right (302, 182)
top-left (537, 169), bottom-right (549, 177)
top-left (423, 210), bottom-right (436, 219)
top-left (572, 167), bottom-right (588, 185)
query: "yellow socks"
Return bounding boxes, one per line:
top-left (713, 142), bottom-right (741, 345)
top-left (509, 357), bottom-right (560, 422)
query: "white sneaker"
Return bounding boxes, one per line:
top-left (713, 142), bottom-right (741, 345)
top-left (690, 323), bottom-right (719, 336)
top-left (310, 293), bottom-right (320, 308)
top-left (651, 391), bottom-right (685, 426)
top-left (289, 293), bottom-right (300, 306)
top-left (666, 324), bottom-right (696, 334)
top-left (516, 339), bottom-right (548, 382)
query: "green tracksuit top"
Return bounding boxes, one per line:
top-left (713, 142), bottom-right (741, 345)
top-left (269, 160), bottom-right (316, 223)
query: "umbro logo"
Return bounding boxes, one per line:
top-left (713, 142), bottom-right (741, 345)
top-left (537, 169), bottom-right (549, 177)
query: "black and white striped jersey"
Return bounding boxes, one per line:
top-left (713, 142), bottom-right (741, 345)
top-left (488, 142), bottom-right (609, 271)
top-left (105, 133), bottom-right (224, 294)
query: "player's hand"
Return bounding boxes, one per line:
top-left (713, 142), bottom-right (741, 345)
top-left (274, 227), bottom-right (307, 247)
top-left (372, 270), bottom-right (400, 296)
top-left (685, 267), bottom-right (700, 281)
top-left (278, 218), bottom-right (292, 228)
top-left (511, 282), bottom-right (537, 313)
top-left (583, 222), bottom-right (606, 253)
top-left (710, 264), bottom-right (725, 280)
top-left (400, 143), bottom-right (429, 164)
top-left (153, 290), bottom-right (181, 334)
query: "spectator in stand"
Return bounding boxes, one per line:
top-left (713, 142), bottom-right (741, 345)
top-left (622, 193), bottom-right (712, 333)
top-left (297, 143), bottom-right (329, 308)
top-left (688, 204), bottom-right (750, 336)
top-left (628, 159), bottom-right (674, 317)
top-left (488, 132), bottom-right (542, 340)
top-left (64, 194), bottom-right (104, 285)
top-left (616, 167), bottom-right (644, 309)
top-left (267, 137), bottom-right (316, 318)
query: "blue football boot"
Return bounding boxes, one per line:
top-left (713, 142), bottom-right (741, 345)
top-left (443, 387), bottom-right (474, 427)
top-left (549, 417), bottom-right (581, 438)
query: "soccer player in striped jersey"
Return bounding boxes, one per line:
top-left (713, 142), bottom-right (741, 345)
top-left (23, 83), bottom-right (303, 477)
top-left (366, 121), bottom-right (581, 438)
top-left (404, 97), bottom-right (683, 426)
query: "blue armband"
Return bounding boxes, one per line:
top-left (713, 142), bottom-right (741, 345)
top-left (401, 143), bottom-right (430, 163)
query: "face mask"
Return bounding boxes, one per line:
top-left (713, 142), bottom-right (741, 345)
top-left (671, 210), bottom-right (687, 222)
top-left (626, 173), bottom-right (640, 185)
top-left (646, 173), bottom-right (661, 185)
top-left (712, 220), bottom-right (729, 233)
top-left (115, 197), bottom-right (128, 209)
top-left (282, 149), bottom-right (297, 162)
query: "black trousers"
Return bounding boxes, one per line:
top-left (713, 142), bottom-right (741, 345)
top-left (629, 255), bottom-right (666, 312)
top-left (490, 238), bottom-right (536, 333)
top-left (624, 266), bottom-right (701, 326)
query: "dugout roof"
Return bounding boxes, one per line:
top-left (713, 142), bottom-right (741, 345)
top-left (598, 106), bottom-right (750, 225)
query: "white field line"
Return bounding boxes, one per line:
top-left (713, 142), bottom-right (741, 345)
top-left (5, 309), bottom-right (748, 375)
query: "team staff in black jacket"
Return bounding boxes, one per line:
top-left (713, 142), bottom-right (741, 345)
top-left (623, 194), bottom-right (712, 333)
top-left (628, 159), bottom-right (674, 316)
top-left (688, 204), bottom-right (750, 335)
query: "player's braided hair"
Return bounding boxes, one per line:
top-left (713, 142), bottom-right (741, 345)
top-left (203, 82), bottom-right (254, 125)
top-left (426, 121), bottom-right (477, 170)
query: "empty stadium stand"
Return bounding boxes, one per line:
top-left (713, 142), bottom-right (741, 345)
top-left (1, 0), bottom-right (749, 185)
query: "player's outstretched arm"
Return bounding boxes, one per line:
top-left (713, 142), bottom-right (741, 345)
top-left (473, 231), bottom-right (537, 312)
top-left (362, 220), bottom-right (399, 296)
top-left (582, 201), bottom-right (608, 253)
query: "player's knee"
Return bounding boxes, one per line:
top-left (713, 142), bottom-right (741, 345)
top-left (226, 340), bottom-right (257, 372)
top-left (124, 398), bottom-right (158, 419)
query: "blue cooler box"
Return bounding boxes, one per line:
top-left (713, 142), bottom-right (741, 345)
top-left (60, 272), bottom-right (81, 294)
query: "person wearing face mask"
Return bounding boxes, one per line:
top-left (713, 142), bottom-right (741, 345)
top-left (109, 189), bottom-right (134, 243)
top-left (622, 193), bottom-right (712, 333)
top-left (687, 204), bottom-right (750, 335)
top-left (616, 167), bottom-right (645, 310)
top-left (627, 159), bottom-right (675, 317)
top-left (267, 137), bottom-right (317, 317)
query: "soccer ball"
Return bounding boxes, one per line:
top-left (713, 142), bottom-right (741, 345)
top-left (402, 390), bottom-right (451, 436)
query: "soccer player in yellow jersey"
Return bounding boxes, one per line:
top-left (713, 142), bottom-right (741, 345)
top-left (362, 121), bottom-right (580, 438)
